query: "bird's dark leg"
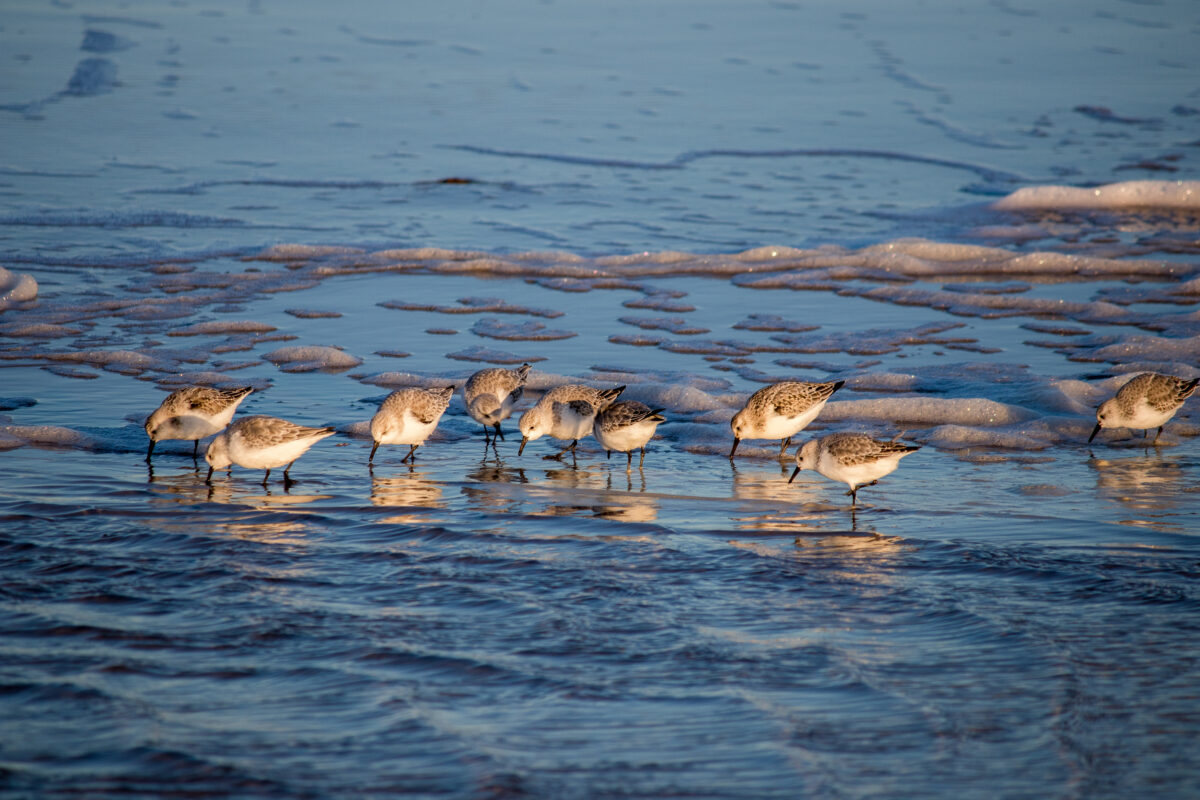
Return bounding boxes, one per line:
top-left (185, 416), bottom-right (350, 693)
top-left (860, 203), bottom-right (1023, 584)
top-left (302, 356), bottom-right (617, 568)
top-left (494, 422), bottom-right (504, 442)
top-left (402, 444), bottom-right (418, 463)
top-left (545, 440), bottom-right (579, 461)
top-left (262, 468), bottom-right (271, 486)
top-left (1153, 426), bottom-right (1163, 445)
top-left (283, 460), bottom-right (295, 481)
top-left (626, 451), bottom-right (633, 469)
top-left (639, 448), bottom-right (646, 468)
top-left (192, 440), bottom-right (200, 459)
top-left (778, 437), bottom-right (791, 458)
top-left (845, 484), bottom-right (859, 506)
top-left (481, 424), bottom-right (491, 444)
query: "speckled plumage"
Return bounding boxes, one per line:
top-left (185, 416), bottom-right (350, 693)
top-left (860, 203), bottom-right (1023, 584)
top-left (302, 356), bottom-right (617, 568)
top-left (594, 400), bottom-right (666, 468)
top-left (370, 385), bottom-right (455, 463)
top-left (789, 432), bottom-right (919, 505)
top-left (729, 379), bottom-right (844, 458)
top-left (463, 363), bottom-right (530, 442)
top-left (144, 385), bottom-right (253, 461)
top-left (1090, 372), bottom-right (1198, 444)
top-left (518, 384), bottom-right (625, 459)
top-left (205, 414), bottom-right (335, 485)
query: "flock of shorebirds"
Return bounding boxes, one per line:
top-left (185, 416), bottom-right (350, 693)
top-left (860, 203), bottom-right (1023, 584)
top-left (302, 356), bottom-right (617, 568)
top-left (143, 365), bottom-right (1198, 507)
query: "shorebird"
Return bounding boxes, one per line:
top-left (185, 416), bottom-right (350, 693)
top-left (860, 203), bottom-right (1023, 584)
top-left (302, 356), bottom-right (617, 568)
top-left (518, 384), bottom-right (624, 460)
top-left (1089, 372), bottom-right (1198, 445)
top-left (594, 400), bottom-right (666, 468)
top-left (204, 414), bottom-right (335, 486)
top-left (369, 385), bottom-right (456, 464)
top-left (729, 380), bottom-right (844, 459)
top-left (144, 385), bottom-right (253, 462)
top-left (789, 432), bottom-right (919, 506)
top-left (463, 363), bottom-right (530, 442)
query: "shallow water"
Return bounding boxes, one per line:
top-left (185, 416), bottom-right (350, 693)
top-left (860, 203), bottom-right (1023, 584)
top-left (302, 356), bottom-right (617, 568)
top-left (3, 1), bottom-right (1200, 797)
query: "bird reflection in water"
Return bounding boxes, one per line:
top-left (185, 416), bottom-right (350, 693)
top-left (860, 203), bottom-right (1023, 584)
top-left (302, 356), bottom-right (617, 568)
top-left (728, 458), bottom-right (832, 532)
top-left (216, 520), bottom-right (314, 547)
top-left (591, 496), bottom-right (658, 523)
top-left (534, 496), bottom-right (660, 523)
top-left (150, 460), bottom-right (324, 508)
top-left (462, 462), bottom-right (529, 516)
top-left (606, 467), bottom-right (646, 494)
top-left (727, 530), bottom-right (901, 579)
top-left (1089, 451), bottom-right (1187, 528)
top-left (541, 464), bottom-right (608, 491)
top-left (729, 459), bottom-right (799, 503)
top-left (369, 465), bottom-right (445, 523)
top-left (146, 459), bottom-right (206, 503)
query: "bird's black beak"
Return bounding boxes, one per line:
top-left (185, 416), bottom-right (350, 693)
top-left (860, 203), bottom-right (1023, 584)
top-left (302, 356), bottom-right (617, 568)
top-left (518, 437), bottom-right (528, 456)
top-left (728, 438), bottom-right (740, 459)
top-left (1087, 422), bottom-right (1101, 444)
top-left (788, 466), bottom-right (801, 484)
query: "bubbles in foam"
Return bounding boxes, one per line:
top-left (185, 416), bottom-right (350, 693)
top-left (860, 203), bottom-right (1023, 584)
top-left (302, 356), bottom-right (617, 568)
top-left (609, 334), bottom-right (665, 347)
top-left (824, 397), bottom-right (1038, 427)
top-left (0, 424), bottom-right (98, 451)
top-left (262, 345), bottom-right (362, 372)
top-left (469, 318), bottom-right (577, 341)
top-left (0, 267), bottom-right (38, 308)
top-left (46, 350), bottom-right (164, 375)
top-left (378, 297), bottom-right (564, 318)
top-left (623, 293), bottom-right (696, 313)
top-left (444, 346), bottom-right (546, 365)
top-left (0, 323), bottom-right (80, 338)
top-left (169, 320), bottom-right (278, 336)
top-left (153, 372), bottom-right (272, 390)
top-left (732, 314), bottom-right (820, 333)
top-left (993, 180), bottom-right (1200, 211)
top-left (618, 316), bottom-right (710, 335)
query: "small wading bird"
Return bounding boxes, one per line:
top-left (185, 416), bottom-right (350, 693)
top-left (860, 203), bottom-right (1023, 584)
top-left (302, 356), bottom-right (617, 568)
top-left (729, 379), bottom-right (844, 459)
top-left (593, 400), bottom-right (666, 469)
top-left (144, 385), bottom-right (253, 462)
top-left (518, 384), bottom-right (624, 460)
top-left (205, 414), bottom-right (335, 486)
top-left (1089, 372), bottom-right (1198, 445)
top-left (369, 385), bottom-right (455, 465)
top-left (789, 432), bottom-right (919, 506)
top-left (463, 363), bottom-right (530, 443)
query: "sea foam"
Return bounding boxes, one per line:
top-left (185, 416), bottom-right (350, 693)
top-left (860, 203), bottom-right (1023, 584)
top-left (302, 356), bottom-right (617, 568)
top-left (0, 267), bottom-right (38, 308)
top-left (993, 180), bottom-right (1200, 211)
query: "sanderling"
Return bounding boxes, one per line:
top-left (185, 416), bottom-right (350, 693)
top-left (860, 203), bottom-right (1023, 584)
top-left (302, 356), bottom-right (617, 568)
top-left (594, 400), bottom-right (666, 469)
top-left (204, 414), bottom-right (335, 486)
top-left (463, 363), bottom-right (531, 442)
top-left (788, 432), bottom-right (919, 506)
top-left (729, 380), bottom-right (844, 459)
top-left (370, 385), bottom-right (456, 464)
top-left (144, 385), bottom-right (253, 462)
top-left (1089, 372), bottom-right (1199, 444)
top-left (518, 384), bottom-right (624, 460)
